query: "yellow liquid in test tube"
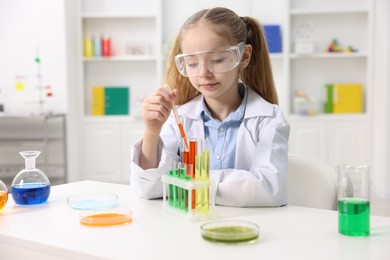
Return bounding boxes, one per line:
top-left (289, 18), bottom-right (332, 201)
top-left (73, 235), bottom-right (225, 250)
top-left (195, 150), bottom-right (209, 214)
top-left (84, 37), bottom-right (94, 57)
top-left (200, 150), bottom-right (209, 213)
top-left (195, 155), bottom-right (202, 211)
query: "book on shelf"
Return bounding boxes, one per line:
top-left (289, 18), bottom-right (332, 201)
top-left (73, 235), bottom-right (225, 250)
top-left (263, 25), bottom-right (282, 53)
top-left (324, 84), bottom-right (334, 113)
top-left (324, 83), bottom-right (363, 113)
top-left (92, 86), bottom-right (130, 116)
top-left (92, 87), bottom-right (105, 115)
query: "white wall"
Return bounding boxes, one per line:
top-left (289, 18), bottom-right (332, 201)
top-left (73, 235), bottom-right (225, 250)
top-left (0, 0), bottom-right (67, 116)
top-left (372, 0), bottom-right (390, 200)
top-left (162, 0), bottom-right (283, 47)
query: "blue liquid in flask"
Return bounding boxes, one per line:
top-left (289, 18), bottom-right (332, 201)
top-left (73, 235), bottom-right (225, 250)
top-left (11, 151), bottom-right (51, 205)
top-left (11, 183), bottom-right (50, 205)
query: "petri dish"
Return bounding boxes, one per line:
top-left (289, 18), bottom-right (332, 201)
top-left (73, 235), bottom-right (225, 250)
top-left (67, 193), bottom-right (118, 210)
top-left (200, 220), bottom-right (259, 243)
top-left (80, 207), bottom-right (132, 227)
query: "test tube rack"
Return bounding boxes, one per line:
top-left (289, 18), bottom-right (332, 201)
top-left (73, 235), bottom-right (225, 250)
top-left (162, 175), bottom-right (216, 221)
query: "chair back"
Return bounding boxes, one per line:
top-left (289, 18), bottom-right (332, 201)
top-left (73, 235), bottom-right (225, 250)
top-left (288, 154), bottom-right (337, 210)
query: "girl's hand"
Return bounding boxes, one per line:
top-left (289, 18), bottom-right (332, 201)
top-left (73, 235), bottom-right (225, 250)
top-left (142, 87), bottom-right (178, 136)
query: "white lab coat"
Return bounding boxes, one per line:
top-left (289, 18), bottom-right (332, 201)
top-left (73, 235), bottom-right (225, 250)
top-left (130, 86), bottom-right (290, 207)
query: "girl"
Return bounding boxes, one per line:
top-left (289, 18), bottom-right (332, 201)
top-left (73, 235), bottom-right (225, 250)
top-left (130, 7), bottom-right (290, 207)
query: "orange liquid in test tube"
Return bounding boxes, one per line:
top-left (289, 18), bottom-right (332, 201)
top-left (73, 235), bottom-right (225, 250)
top-left (178, 124), bottom-right (189, 149)
top-left (190, 140), bottom-right (197, 209)
top-left (164, 84), bottom-right (189, 151)
top-left (183, 151), bottom-right (189, 164)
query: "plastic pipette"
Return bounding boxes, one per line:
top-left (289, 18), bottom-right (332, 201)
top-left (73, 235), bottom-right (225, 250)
top-left (164, 84), bottom-right (189, 151)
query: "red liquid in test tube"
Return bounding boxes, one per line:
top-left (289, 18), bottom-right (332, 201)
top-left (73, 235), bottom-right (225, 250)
top-left (102, 36), bottom-right (111, 57)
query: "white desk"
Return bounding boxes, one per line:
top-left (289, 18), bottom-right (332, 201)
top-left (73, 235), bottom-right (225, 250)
top-left (0, 181), bottom-right (389, 260)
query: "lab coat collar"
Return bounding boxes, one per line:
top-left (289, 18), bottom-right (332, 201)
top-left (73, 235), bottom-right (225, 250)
top-left (177, 84), bottom-right (274, 120)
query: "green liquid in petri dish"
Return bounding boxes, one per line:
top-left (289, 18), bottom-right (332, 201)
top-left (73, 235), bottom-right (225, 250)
top-left (202, 226), bottom-right (258, 243)
top-left (338, 198), bottom-right (370, 236)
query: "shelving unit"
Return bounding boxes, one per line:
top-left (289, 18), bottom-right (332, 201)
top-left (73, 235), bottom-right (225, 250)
top-left (285, 0), bottom-right (373, 167)
top-left (80, 0), bottom-right (163, 117)
top-left (78, 0), bottom-right (162, 183)
top-left (0, 114), bottom-right (67, 189)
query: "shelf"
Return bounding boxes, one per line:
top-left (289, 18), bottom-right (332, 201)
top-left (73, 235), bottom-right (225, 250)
top-left (82, 14), bottom-right (156, 19)
top-left (288, 113), bottom-right (369, 121)
top-left (0, 114), bottom-right (67, 184)
top-left (83, 115), bottom-right (143, 124)
top-left (290, 8), bottom-right (369, 15)
top-left (0, 138), bottom-right (63, 142)
top-left (270, 53), bottom-right (283, 59)
top-left (83, 55), bottom-right (160, 62)
top-left (0, 164), bottom-right (65, 181)
top-left (290, 52), bottom-right (368, 59)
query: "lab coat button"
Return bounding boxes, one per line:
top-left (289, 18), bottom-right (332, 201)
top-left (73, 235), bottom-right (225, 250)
top-left (216, 154), bottom-right (221, 160)
top-left (219, 127), bottom-right (225, 132)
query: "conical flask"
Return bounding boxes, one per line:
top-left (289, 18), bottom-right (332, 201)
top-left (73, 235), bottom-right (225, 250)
top-left (11, 151), bottom-right (50, 205)
top-left (0, 179), bottom-right (8, 210)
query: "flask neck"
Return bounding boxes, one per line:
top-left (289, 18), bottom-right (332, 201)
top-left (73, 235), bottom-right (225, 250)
top-left (19, 151), bottom-right (40, 170)
top-left (25, 158), bottom-right (36, 170)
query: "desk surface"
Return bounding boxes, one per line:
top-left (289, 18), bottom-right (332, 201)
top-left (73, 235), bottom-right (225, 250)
top-left (1, 181), bottom-right (389, 260)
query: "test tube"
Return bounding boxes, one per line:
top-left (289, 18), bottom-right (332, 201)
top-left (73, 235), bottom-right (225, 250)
top-left (84, 36), bottom-right (94, 57)
top-left (172, 168), bottom-right (179, 209)
top-left (189, 139), bottom-right (198, 209)
top-left (168, 169), bottom-right (173, 206)
top-left (200, 150), bottom-right (210, 213)
top-left (179, 167), bottom-right (185, 211)
top-left (179, 163), bottom-right (192, 212)
top-left (195, 154), bottom-right (202, 211)
top-left (167, 159), bottom-right (175, 207)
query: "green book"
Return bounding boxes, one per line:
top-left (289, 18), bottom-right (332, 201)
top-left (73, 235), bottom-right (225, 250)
top-left (104, 87), bottom-right (129, 115)
top-left (324, 84), bottom-right (333, 113)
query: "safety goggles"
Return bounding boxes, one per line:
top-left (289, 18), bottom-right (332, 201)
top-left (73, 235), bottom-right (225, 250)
top-left (174, 42), bottom-right (246, 77)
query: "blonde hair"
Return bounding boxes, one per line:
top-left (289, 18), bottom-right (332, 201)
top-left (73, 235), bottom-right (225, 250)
top-left (164, 7), bottom-right (278, 105)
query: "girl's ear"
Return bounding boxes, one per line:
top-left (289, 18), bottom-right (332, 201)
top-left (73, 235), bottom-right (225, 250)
top-left (241, 44), bottom-right (252, 68)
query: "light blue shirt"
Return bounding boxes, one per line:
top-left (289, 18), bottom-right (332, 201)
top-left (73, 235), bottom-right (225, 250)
top-left (200, 84), bottom-right (248, 170)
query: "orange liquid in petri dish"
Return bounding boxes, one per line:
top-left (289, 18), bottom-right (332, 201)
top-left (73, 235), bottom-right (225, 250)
top-left (0, 191), bottom-right (8, 210)
top-left (80, 213), bottom-right (132, 227)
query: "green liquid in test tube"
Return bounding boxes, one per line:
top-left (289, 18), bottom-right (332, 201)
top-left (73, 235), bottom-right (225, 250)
top-left (168, 169), bottom-right (174, 206)
top-left (171, 169), bottom-right (179, 209)
top-left (179, 168), bottom-right (185, 211)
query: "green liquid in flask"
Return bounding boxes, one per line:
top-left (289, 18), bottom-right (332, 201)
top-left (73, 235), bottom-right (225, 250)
top-left (338, 198), bottom-right (370, 236)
